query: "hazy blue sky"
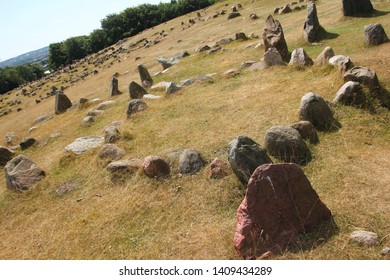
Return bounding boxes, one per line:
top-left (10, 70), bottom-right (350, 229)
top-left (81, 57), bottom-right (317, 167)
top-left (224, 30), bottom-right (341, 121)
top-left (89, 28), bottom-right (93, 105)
top-left (0, 0), bottom-right (169, 61)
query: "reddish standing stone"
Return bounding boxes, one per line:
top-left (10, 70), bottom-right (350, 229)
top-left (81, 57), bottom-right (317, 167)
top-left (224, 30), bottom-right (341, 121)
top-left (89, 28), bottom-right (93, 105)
top-left (234, 163), bottom-right (332, 259)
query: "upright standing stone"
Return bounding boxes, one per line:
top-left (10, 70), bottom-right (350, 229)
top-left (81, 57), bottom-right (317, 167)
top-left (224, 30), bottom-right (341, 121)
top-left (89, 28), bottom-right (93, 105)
top-left (4, 155), bottom-right (46, 191)
top-left (129, 81), bottom-right (148, 99)
top-left (234, 163), bottom-right (332, 259)
top-left (137, 64), bottom-right (153, 88)
top-left (304, 1), bottom-right (321, 43)
top-left (263, 15), bottom-right (289, 61)
top-left (342, 0), bottom-right (374, 16)
top-left (55, 91), bottom-right (72, 114)
top-left (110, 77), bottom-right (120, 96)
top-left (228, 136), bottom-right (272, 185)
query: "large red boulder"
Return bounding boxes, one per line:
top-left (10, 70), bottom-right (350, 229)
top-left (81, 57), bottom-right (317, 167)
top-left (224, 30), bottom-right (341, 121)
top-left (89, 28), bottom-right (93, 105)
top-left (234, 163), bottom-right (332, 259)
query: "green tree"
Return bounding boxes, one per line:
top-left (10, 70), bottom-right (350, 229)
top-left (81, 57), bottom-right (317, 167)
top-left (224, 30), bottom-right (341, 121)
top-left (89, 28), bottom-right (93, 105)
top-left (101, 13), bottom-right (125, 45)
top-left (48, 42), bottom-right (67, 70)
top-left (63, 36), bottom-right (91, 64)
top-left (89, 29), bottom-right (109, 53)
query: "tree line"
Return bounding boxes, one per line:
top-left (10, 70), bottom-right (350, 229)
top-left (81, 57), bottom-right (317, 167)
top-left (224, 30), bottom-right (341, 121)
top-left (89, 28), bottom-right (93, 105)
top-left (0, 64), bottom-right (45, 95)
top-left (48, 0), bottom-right (217, 70)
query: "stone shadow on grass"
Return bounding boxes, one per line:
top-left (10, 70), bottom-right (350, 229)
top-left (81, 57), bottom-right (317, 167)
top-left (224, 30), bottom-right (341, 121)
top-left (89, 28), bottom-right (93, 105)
top-left (287, 218), bottom-right (339, 255)
top-left (317, 26), bottom-right (339, 40)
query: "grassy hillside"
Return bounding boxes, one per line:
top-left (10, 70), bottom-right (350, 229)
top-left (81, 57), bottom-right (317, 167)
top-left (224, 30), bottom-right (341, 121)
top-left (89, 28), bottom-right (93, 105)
top-left (0, 0), bottom-right (390, 259)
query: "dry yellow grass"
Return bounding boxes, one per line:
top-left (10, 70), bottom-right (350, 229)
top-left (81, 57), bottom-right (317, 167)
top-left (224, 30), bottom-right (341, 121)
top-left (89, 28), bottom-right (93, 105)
top-left (0, 0), bottom-right (390, 259)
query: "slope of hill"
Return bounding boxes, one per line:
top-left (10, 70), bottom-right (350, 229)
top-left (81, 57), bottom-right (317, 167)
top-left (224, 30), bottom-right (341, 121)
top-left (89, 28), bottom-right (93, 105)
top-left (0, 46), bottom-right (49, 68)
top-left (0, 0), bottom-right (390, 260)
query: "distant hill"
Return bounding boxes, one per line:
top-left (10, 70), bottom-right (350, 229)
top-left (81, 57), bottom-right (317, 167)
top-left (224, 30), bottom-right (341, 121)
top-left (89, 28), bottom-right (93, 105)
top-left (0, 46), bottom-right (49, 68)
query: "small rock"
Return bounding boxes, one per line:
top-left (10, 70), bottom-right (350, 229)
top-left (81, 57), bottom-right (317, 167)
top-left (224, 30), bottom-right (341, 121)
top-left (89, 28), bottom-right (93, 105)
top-left (65, 137), bottom-right (104, 155)
top-left (289, 48), bottom-right (314, 66)
top-left (299, 93), bottom-right (335, 131)
top-left (33, 114), bottom-right (53, 124)
top-left (197, 45), bottom-right (211, 52)
top-left (143, 156), bottom-right (170, 178)
top-left (235, 32), bottom-right (248, 41)
top-left (106, 159), bottom-right (143, 175)
top-left (5, 155), bottom-right (45, 191)
top-left (240, 61), bottom-right (257, 69)
top-left (248, 62), bottom-right (267, 71)
top-left (29, 126), bottom-right (39, 134)
top-left (227, 12), bottom-right (241, 20)
top-left (314, 46), bottom-right (335, 65)
top-left (97, 100), bottom-right (116, 110)
top-left (126, 99), bottom-right (148, 119)
top-left (349, 230), bottom-right (378, 246)
top-left (364, 23), bottom-right (389, 46)
top-left (20, 137), bottom-right (37, 150)
top-left (81, 116), bottom-right (95, 126)
top-left (179, 149), bottom-right (205, 175)
top-left (263, 48), bottom-right (286, 66)
top-left (381, 247), bottom-right (390, 256)
top-left (104, 125), bottom-right (121, 143)
top-left (329, 55), bottom-right (350, 66)
top-left (264, 126), bottom-right (312, 164)
top-left (209, 158), bottom-right (230, 179)
top-left (99, 144), bottom-right (125, 161)
top-left (228, 135), bottom-right (272, 185)
top-left (223, 68), bottom-right (240, 78)
top-left (55, 180), bottom-right (79, 196)
top-left (166, 82), bottom-right (181, 94)
top-left (291, 120), bottom-right (319, 143)
top-left (333, 81), bottom-right (367, 108)
top-left (343, 66), bottom-right (380, 91)
top-left (87, 110), bottom-right (105, 117)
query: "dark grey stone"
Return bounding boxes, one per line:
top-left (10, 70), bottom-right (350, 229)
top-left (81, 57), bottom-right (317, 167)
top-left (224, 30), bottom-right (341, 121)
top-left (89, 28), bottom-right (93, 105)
top-left (20, 138), bottom-right (37, 150)
top-left (228, 136), bottom-right (272, 185)
top-left (304, 1), bottom-right (321, 43)
top-left (126, 99), bottom-right (148, 119)
top-left (55, 91), bottom-right (72, 114)
top-left (364, 23), bottom-right (389, 46)
top-left (299, 93), bottom-right (335, 131)
top-left (264, 126), bottom-right (312, 164)
top-left (342, 0), bottom-right (374, 16)
top-left (109, 77), bottom-right (120, 96)
top-left (179, 149), bottom-right (205, 174)
top-left (333, 81), bottom-right (367, 107)
top-left (137, 64), bottom-right (153, 87)
top-left (129, 81), bottom-right (148, 99)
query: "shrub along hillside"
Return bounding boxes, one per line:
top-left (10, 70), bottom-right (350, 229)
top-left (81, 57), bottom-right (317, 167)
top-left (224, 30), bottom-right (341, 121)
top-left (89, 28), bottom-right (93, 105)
top-left (0, 0), bottom-right (389, 259)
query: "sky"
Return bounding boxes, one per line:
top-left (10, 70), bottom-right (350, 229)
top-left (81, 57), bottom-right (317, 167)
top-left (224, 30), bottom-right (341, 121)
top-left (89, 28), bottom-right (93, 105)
top-left (0, 0), bottom-right (169, 61)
